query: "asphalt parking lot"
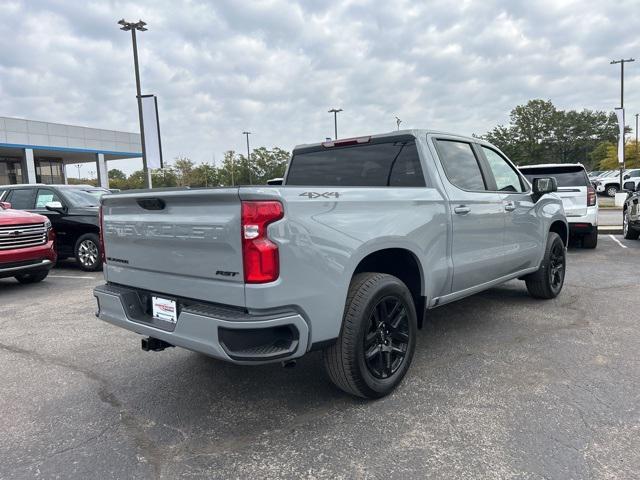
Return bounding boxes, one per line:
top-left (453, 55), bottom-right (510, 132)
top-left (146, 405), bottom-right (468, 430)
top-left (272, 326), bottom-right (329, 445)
top-left (2, 238), bottom-right (640, 479)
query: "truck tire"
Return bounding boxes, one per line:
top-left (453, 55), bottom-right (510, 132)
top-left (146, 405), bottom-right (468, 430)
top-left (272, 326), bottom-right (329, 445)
top-left (606, 185), bottom-right (618, 197)
top-left (323, 273), bottom-right (417, 398)
top-left (15, 270), bottom-right (49, 284)
top-left (623, 210), bottom-right (640, 240)
top-left (525, 232), bottom-right (565, 299)
top-left (582, 227), bottom-right (598, 249)
top-left (75, 233), bottom-right (102, 271)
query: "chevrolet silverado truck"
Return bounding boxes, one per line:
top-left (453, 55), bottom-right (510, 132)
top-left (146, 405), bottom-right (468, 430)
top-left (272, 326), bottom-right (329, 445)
top-left (0, 201), bottom-right (56, 283)
top-left (94, 130), bottom-right (568, 398)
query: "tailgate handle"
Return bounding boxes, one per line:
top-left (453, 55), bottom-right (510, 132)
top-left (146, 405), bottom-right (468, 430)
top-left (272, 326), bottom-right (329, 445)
top-left (137, 198), bottom-right (166, 210)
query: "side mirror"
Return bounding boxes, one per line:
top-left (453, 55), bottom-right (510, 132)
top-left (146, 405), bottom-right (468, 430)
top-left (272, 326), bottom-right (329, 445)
top-left (0, 201), bottom-right (11, 209)
top-left (532, 177), bottom-right (558, 197)
top-left (624, 175), bottom-right (630, 180)
top-left (45, 201), bottom-right (65, 213)
top-left (623, 181), bottom-right (637, 192)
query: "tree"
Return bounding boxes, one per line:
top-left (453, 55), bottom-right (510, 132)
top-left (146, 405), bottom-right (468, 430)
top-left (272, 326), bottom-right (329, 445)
top-left (173, 156), bottom-right (195, 186)
top-left (481, 99), bottom-right (619, 167)
top-left (108, 169), bottom-right (127, 181)
top-left (598, 140), bottom-right (640, 170)
top-left (190, 163), bottom-right (218, 187)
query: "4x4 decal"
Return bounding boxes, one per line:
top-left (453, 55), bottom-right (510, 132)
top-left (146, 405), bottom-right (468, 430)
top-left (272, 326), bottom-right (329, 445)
top-left (298, 192), bottom-right (340, 199)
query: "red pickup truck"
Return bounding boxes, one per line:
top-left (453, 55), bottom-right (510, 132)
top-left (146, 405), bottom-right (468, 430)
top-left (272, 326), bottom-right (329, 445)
top-left (0, 201), bottom-right (56, 284)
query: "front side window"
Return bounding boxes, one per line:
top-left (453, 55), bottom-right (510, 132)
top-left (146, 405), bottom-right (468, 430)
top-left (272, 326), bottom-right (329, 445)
top-left (36, 189), bottom-right (62, 209)
top-left (435, 140), bottom-right (485, 191)
top-left (482, 147), bottom-right (524, 192)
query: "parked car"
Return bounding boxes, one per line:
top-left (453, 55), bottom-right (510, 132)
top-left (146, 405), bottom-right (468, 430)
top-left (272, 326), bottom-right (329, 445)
top-left (0, 184), bottom-right (108, 271)
top-left (593, 169), bottom-right (640, 197)
top-left (519, 164), bottom-right (598, 248)
top-left (94, 130), bottom-right (568, 398)
top-left (622, 181), bottom-right (640, 240)
top-left (0, 201), bottom-right (56, 283)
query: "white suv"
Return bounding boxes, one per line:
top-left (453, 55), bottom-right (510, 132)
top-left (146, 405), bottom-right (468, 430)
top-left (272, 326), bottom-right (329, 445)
top-left (520, 163), bottom-right (598, 248)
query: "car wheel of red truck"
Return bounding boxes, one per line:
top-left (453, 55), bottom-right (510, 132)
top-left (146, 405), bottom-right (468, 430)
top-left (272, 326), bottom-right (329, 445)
top-left (15, 270), bottom-right (49, 284)
top-left (323, 272), bottom-right (417, 399)
top-left (75, 233), bottom-right (102, 272)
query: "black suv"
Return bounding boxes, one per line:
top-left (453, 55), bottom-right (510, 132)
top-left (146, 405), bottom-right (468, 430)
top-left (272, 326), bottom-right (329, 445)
top-left (0, 184), bottom-right (108, 271)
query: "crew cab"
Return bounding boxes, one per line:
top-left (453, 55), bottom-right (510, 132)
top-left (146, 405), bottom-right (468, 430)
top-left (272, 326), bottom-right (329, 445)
top-left (0, 201), bottom-right (56, 283)
top-left (94, 130), bottom-right (568, 398)
top-left (0, 184), bottom-right (108, 271)
top-left (519, 164), bottom-right (598, 248)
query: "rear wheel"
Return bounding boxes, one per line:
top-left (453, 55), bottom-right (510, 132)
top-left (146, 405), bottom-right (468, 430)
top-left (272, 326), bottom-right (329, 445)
top-left (582, 227), bottom-right (598, 249)
top-left (623, 210), bottom-right (640, 240)
top-left (525, 232), bottom-right (565, 299)
top-left (15, 270), bottom-right (49, 284)
top-left (606, 185), bottom-right (618, 197)
top-left (323, 273), bottom-right (417, 398)
top-left (75, 233), bottom-right (102, 271)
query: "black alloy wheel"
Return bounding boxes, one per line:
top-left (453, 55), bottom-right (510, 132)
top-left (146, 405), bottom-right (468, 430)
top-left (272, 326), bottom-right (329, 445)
top-left (548, 241), bottom-right (565, 294)
top-left (363, 296), bottom-right (410, 379)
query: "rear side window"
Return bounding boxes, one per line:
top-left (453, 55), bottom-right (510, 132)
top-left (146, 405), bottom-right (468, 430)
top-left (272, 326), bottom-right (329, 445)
top-left (435, 140), bottom-right (486, 191)
top-left (520, 167), bottom-right (589, 187)
top-left (6, 188), bottom-right (35, 209)
top-left (286, 140), bottom-right (426, 187)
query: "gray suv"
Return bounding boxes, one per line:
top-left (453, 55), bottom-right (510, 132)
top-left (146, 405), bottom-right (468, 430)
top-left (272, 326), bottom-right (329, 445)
top-left (94, 130), bottom-right (567, 398)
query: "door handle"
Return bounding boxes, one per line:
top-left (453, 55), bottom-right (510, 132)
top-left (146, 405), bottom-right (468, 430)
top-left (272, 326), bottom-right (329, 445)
top-left (504, 201), bottom-right (516, 212)
top-left (454, 205), bottom-right (471, 215)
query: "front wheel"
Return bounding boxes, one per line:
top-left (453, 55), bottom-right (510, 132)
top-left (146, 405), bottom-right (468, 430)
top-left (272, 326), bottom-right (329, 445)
top-left (606, 185), bottom-right (618, 197)
top-left (525, 232), bottom-right (566, 299)
top-left (323, 273), bottom-right (417, 398)
top-left (75, 233), bottom-right (102, 271)
top-left (15, 270), bottom-right (49, 284)
top-left (623, 211), bottom-right (640, 240)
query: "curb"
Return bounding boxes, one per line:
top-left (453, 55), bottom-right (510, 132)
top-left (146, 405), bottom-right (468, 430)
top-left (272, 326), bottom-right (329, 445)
top-left (598, 226), bottom-right (623, 235)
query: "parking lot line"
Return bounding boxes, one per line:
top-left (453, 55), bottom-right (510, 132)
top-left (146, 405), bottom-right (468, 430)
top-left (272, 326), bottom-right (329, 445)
top-left (608, 235), bottom-right (628, 249)
top-left (48, 275), bottom-right (97, 279)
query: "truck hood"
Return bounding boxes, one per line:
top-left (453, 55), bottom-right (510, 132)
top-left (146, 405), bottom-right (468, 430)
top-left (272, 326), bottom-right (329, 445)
top-left (0, 208), bottom-right (48, 226)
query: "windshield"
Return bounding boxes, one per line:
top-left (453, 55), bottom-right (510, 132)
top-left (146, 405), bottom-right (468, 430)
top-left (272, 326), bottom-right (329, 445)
top-left (520, 167), bottom-right (589, 187)
top-left (62, 189), bottom-right (103, 207)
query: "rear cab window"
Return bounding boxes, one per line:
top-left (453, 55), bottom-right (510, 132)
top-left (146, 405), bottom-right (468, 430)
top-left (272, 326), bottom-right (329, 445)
top-left (286, 137), bottom-right (426, 187)
top-left (519, 166), bottom-right (589, 188)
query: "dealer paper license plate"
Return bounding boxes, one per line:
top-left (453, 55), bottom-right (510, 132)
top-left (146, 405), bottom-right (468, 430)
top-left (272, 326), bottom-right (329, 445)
top-left (152, 296), bottom-right (177, 323)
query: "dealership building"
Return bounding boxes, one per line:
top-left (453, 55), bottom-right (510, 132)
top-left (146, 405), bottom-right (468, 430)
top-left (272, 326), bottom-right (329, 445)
top-left (0, 116), bottom-right (141, 188)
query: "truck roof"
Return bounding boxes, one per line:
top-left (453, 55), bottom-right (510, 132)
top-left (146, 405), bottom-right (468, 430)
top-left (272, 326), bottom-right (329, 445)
top-left (292, 129), bottom-right (478, 152)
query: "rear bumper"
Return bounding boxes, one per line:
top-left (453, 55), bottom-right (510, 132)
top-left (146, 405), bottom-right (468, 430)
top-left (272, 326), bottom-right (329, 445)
top-left (93, 283), bottom-right (310, 365)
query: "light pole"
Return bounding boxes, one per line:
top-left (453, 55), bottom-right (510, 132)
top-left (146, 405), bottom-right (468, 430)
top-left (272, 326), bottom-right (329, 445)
top-left (76, 164), bottom-right (81, 180)
top-left (636, 113), bottom-right (640, 157)
top-left (118, 19), bottom-right (151, 189)
top-left (395, 116), bottom-right (402, 131)
top-left (242, 131), bottom-right (252, 185)
top-left (611, 58), bottom-right (635, 191)
top-left (328, 108), bottom-right (343, 139)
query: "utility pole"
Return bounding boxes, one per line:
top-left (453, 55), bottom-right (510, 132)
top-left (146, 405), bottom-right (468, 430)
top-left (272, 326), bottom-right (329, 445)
top-left (118, 19), bottom-right (151, 189)
top-left (76, 164), bottom-right (81, 180)
top-left (611, 58), bottom-right (635, 192)
top-left (328, 108), bottom-right (343, 139)
top-left (395, 116), bottom-right (402, 131)
top-left (636, 113), bottom-right (640, 156)
top-left (242, 131), bottom-right (252, 185)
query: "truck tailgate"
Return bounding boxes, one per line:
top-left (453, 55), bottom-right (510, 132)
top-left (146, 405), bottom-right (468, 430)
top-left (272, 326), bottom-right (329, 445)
top-left (101, 188), bottom-right (245, 306)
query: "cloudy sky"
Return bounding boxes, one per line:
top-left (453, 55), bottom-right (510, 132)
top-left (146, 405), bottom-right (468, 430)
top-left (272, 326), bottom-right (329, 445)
top-left (1, 0), bottom-right (640, 176)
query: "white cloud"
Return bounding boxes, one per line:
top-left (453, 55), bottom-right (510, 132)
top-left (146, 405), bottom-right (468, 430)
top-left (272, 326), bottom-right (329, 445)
top-left (1, 0), bottom-right (639, 176)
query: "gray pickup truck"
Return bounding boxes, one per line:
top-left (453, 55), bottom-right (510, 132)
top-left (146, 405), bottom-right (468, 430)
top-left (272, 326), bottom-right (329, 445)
top-left (94, 130), bottom-right (567, 398)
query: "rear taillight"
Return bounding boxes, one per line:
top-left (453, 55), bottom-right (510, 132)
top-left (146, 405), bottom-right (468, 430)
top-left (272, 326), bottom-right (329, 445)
top-left (587, 186), bottom-right (596, 207)
top-left (99, 205), bottom-right (105, 264)
top-left (241, 201), bottom-right (284, 283)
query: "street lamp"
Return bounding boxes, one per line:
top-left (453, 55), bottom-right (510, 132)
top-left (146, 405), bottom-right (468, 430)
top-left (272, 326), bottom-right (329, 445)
top-left (611, 58), bottom-right (635, 191)
top-left (395, 116), bottom-right (402, 131)
top-left (118, 18), bottom-right (151, 189)
top-left (242, 131), bottom-right (252, 185)
top-left (328, 108), bottom-right (343, 140)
